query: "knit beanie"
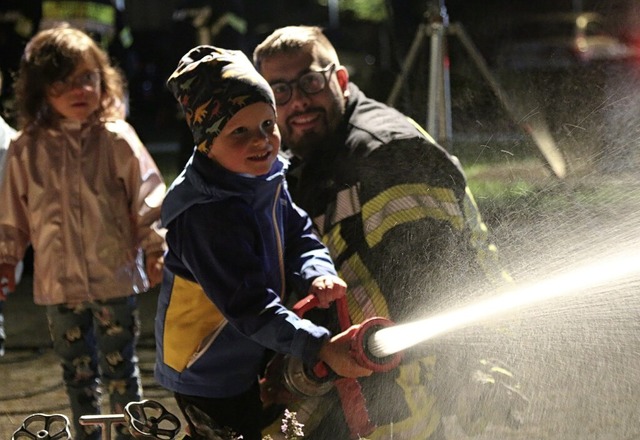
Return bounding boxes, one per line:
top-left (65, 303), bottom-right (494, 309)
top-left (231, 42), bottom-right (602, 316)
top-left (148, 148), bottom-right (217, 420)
top-left (167, 46), bottom-right (275, 155)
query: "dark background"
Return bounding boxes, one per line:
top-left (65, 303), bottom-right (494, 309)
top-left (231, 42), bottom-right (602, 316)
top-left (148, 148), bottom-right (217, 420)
top-left (118, 0), bottom-right (640, 145)
top-left (2, 0), bottom-right (640, 173)
top-left (2, 0), bottom-right (639, 145)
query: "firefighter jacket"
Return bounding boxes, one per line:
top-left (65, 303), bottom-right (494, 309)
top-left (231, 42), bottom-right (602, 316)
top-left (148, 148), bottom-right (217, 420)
top-left (278, 83), bottom-right (511, 439)
top-left (0, 117), bottom-right (166, 305)
top-left (154, 153), bottom-right (337, 398)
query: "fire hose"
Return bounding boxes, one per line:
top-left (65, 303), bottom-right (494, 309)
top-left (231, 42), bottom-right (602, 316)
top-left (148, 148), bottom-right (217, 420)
top-left (260, 294), bottom-right (403, 439)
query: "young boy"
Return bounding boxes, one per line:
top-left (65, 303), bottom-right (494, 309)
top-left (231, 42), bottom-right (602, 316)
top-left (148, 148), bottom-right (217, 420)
top-left (154, 46), bottom-right (371, 440)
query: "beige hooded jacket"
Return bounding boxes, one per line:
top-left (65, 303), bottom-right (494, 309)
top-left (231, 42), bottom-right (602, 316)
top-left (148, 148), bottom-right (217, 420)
top-left (0, 118), bottom-right (166, 305)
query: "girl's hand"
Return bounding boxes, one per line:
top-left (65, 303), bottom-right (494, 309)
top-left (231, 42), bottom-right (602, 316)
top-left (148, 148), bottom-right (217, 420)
top-left (309, 275), bottom-right (347, 308)
top-left (145, 252), bottom-right (164, 288)
top-left (0, 263), bottom-right (16, 300)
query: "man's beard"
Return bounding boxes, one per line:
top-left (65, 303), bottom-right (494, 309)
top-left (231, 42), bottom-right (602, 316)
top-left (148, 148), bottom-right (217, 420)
top-left (284, 106), bottom-right (343, 160)
top-left (285, 129), bottom-right (328, 160)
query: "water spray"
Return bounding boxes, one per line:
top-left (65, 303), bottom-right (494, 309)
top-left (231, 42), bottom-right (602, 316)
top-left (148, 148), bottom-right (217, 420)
top-left (261, 245), bottom-right (640, 439)
top-left (265, 243), bottom-right (640, 396)
top-left (289, 245), bottom-right (640, 373)
top-left (369, 247), bottom-right (640, 358)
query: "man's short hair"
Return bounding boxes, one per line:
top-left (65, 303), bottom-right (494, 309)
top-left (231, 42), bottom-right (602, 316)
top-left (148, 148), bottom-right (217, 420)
top-left (253, 25), bottom-right (340, 71)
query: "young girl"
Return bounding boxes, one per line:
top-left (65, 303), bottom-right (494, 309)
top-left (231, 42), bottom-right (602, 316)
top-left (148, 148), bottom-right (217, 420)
top-left (0, 25), bottom-right (166, 440)
top-left (155, 46), bottom-right (371, 440)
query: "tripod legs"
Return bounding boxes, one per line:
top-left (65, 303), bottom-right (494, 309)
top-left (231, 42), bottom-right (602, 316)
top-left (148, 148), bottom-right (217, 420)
top-left (450, 23), bottom-right (567, 178)
top-left (386, 22), bottom-right (452, 144)
top-left (428, 22), bottom-right (452, 141)
top-left (387, 20), bottom-right (567, 178)
top-left (387, 23), bottom-right (429, 108)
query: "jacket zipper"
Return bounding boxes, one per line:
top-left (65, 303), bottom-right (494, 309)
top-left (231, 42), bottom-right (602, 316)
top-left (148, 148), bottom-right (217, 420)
top-left (271, 182), bottom-right (285, 298)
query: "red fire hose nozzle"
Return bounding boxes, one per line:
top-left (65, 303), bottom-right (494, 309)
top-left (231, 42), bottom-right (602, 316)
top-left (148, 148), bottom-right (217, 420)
top-left (262, 294), bottom-right (403, 439)
top-left (260, 295), bottom-right (404, 406)
top-left (295, 295), bottom-right (403, 374)
top-left (294, 295), bottom-right (403, 439)
top-left (348, 316), bottom-right (402, 373)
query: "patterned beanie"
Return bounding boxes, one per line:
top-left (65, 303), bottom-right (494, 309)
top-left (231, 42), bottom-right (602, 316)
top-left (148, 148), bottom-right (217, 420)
top-left (167, 46), bottom-right (275, 155)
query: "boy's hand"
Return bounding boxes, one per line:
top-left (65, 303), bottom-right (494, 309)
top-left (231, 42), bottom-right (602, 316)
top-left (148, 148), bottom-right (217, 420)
top-left (318, 325), bottom-right (373, 378)
top-left (309, 275), bottom-right (347, 308)
top-left (145, 252), bottom-right (164, 288)
top-left (0, 263), bottom-right (16, 300)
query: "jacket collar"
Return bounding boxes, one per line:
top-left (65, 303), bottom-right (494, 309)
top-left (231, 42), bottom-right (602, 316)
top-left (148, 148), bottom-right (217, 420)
top-left (161, 152), bottom-right (287, 227)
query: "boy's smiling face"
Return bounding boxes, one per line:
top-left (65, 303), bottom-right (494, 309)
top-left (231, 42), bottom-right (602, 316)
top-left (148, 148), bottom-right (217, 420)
top-left (208, 102), bottom-right (281, 176)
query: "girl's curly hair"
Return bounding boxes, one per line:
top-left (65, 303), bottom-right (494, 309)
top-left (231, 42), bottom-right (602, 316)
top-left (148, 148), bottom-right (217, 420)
top-left (14, 24), bottom-right (125, 128)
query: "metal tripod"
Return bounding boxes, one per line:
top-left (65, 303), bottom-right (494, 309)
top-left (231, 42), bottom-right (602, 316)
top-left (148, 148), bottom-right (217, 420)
top-left (387, 1), bottom-right (567, 178)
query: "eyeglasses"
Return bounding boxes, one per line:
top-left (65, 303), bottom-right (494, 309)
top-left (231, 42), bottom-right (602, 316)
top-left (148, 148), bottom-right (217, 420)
top-left (49, 70), bottom-right (101, 96)
top-left (270, 63), bottom-right (336, 106)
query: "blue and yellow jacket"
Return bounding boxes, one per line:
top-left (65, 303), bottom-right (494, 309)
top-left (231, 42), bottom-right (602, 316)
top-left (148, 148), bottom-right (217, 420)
top-left (154, 153), bottom-right (337, 398)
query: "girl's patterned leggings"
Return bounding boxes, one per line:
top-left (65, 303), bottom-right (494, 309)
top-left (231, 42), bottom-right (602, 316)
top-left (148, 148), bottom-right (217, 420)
top-left (46, 295), bottom-right (142, 440)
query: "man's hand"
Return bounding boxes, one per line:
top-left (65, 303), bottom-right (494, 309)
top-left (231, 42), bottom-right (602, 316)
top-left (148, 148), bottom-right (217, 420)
top-left (145, 252), bottom-right (164, 288)
top-left (318, 325), bottom-right (373, 378)
top-left (308, 275), bottom-right (347, 308)
top-left (0, 263), bottom-right (16, 300)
